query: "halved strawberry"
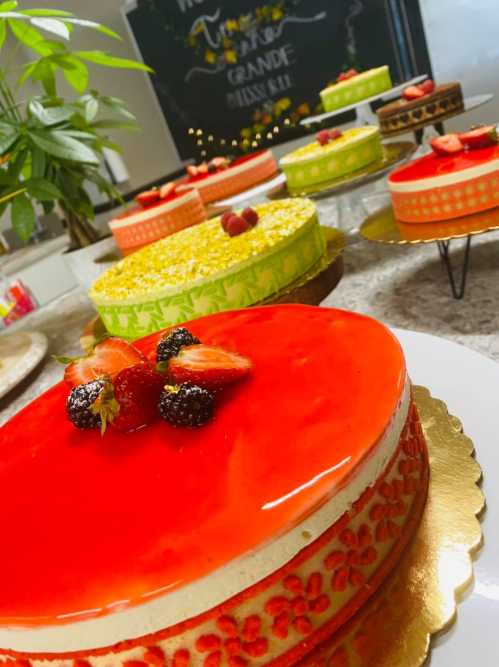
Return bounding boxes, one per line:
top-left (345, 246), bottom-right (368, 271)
top-left (316, 130), bottom-right (331, 146)
top-left (62, 338), bottom-right (146, 387)
top-left (337, 68), bottom-right (358, 83)
top-left (419, 79), bottom-right (436, 95)
top-left (458, 125), bottom-right (498, 150)
top-left (211, 157), bottom-right (229, 169)
top-left (431, 134), bottom-right (464, 156)
top-left (329, 128), bottom-right (343, 140)
top-left (221, 209), bottom-right (234, 231)
top-left (136, 189), bottom-right (160, 207)
top-left (159, 182), bottom-right (176, 199)
top-left (403, 85), bottom-right (425, 101)
top-left (197, 162), bottom-right (209, 175)
top-left (187, 165), bottom-right (199, 177)
top-left (168, 344), bottom-right (252, 390)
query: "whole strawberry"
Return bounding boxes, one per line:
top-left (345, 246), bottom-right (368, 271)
top-left (108, 363), bottom-right (166, 432)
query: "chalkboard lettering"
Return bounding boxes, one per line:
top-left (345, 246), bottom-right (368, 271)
top-left (227, 45), bottom-right (294, 86)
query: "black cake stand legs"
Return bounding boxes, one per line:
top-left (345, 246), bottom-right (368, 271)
top-left (437, 236), bottom-right (472, 300)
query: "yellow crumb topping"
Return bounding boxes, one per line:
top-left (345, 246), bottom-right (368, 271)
top-left (281, 127), bottom-right (378, 164)
top-left (91, 198), bottom-right (316, 300)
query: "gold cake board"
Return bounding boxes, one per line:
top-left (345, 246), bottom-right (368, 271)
top-left (81, 227), bottom-right (346, 350)
top-left (300, 386), bottom-right (484, 667)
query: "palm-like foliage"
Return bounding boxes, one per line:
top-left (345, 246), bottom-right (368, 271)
top-left (0, 2), bottom-right (152, 247)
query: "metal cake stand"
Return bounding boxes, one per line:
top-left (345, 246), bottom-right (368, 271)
top-left (359, 204), bottom-right (499, 299)
top-left (300, 75), bottom-right (428, 128)
top-left (268, 141), bottom-right (417, 231)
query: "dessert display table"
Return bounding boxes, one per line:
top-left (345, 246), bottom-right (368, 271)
top-left (270, 142), bottom-right (417, 231)
top-left (300, 75), bottom-right (428, 127)
top-left (382, 93), bottom-right (495, 145)
top-left (359, 205), bottom-right (499, 299)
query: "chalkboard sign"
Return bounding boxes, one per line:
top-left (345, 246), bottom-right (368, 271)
top-left (126, 0), bottom-right (429, 160)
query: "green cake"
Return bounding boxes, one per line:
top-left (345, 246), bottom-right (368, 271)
top-left (89, 198), bottom-right (326, 339)
top-left (321, 66), bottom-right (392, 112)
top-left (280, 126), bottom-right (382, 191)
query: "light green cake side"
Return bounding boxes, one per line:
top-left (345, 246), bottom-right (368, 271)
top-left (320, 66), bottom-right (392, 112)
top-left (90, 199), bottom-right (326, 339)
top-left (280, 127), bottom-right (382, 190)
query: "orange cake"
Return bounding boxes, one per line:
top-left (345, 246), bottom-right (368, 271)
top-left (0, 305), bottom-right (429, 666)
top-left (109, 186), bottom-right (206, 256)
top-left (176, 151), bottom-right (278, 204)
top-left (389, 125), bottom-right (499, 222)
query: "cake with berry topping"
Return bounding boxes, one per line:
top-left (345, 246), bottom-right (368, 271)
top-left (109, 184), bottom-right (206, 256)
top-left (280, 126), bottom-right (382, 191)
top-left (320, 66), bottom-right (392, 113)
top-left (176, 151), bottom-right (278, 204)
top-left (0, 304), bottom-right (429, 667)
top-left (90, 199), bottom-right (326, 339)
top-left (377, 80), bottom-right (464, 136)
top-left (389, 124), bottom-right (499, 222)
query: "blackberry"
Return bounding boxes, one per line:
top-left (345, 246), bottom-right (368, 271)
top-left (66, 380), bottom-right (105, 429)
top-left (158, 383), bottom-right (214, 427)
top-left (156, 327), bottom-right (200, 364)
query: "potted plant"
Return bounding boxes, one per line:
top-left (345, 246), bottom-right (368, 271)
top-left (0, 1), bottom-right (152, 268)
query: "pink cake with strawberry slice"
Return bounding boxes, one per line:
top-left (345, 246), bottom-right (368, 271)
top-left (109, 183), bottom-right (206, 256)
top-left (389, 124), bottom-right (499, 222)
top-left (176, 152), bottom-right (278, 204)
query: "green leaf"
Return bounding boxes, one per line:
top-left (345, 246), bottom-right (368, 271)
top-left (26, 177), bottom-right (61, 200)
top-left (8, 147), bottom-right (27, 180)
top-left (30, 130), bottom-right (99, 164)
top-left (29, 100), bottom-right (73, 125)
top-left (0, 128), bottom-right (18, 154)
top-left (75, 50), bottom-right (153, 72)
top-left (62, 56), bottom-right (88, 94)
top-left (29, 17), bottom-right (69, 40)
top-left (0, 2), bottom-right (18, 11)
top-left (63, 18), bottom-right (121, 41)
top-left (20, 9), bottom-right (73, 17)
top-left (92, 118), bottom-right (138, 131)
top-left (95, 94), bottom-right (136, 120)
top-left (8, 18), bottom-right (52, 55)
top-left (30, 146), bottom-right (46, 178)
top-left (0, 19), bottom-right (6, 49)
top-left (59, 129), bottom-right (96, 140)
top-left (11, 193), bottom-right (35, 242)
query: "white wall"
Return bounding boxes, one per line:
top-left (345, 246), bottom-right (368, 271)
top-left (420, 0), bottom-right (499, 132)
top-left (20, 0), bottom-right (181, 190)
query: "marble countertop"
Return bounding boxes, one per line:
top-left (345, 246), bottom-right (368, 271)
top-left (2, 194), bottom-right (499, 426)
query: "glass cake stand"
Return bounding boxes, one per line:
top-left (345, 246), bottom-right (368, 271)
top-left (359, 204), bottom-right (499, 299)
top-left (268, 141), bottom-right (417, 232)
top-left (300, 75), bottom-right (428, 128)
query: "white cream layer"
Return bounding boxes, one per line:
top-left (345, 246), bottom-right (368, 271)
top-left (0, 377), bottom-right (410, 653)
top-left (389, 156), bottom-right (499, 193)
top-left (176, 150), bottom-right (275, 193)
top-left (109, 190), bottom-right (200, 229)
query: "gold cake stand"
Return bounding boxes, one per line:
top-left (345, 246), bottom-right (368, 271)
top-left (80, 227), bottom-right (346, 350)
top-left (301, 385), bottom-right (484, 667)
top-left (360, 204), bottom-right (499, 299)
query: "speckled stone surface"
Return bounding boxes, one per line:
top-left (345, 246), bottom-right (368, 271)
top-left (2, 192), bottom-right (499, 426)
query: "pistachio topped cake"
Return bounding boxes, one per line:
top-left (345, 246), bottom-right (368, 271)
top-left (280, 126), bottom-right (382, 190)
top-left (90, 198), bottom-right (325, 338)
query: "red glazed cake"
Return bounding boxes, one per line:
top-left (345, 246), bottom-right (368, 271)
top-left (0, 305), bottom-right (429, 666)
top-left (389, 138), bottom-right (499, 222)
top-left (110, 188), bottom-right (206, 256)
top-left (176, 151), bottom-right (278, 204)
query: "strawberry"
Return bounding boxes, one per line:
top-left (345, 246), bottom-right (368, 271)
top-left (241, 207), bottom-right (259, 226)
top-left (136, 189), bottom-right (160, 207)
top-left (92, 363), bottom-right (165, 433)
top-left (187, 165), bottom-right (198, 177)
top-left (403, 85), bottom-right (425, 101)
top-left (337, 68), bottom-right (358, 83)
top-left (329, 128), bottom-right (343, 140)
top-left (458, 125), bottom-right (498, 150)
top-left (220, 209), bottom-right (234, 231)
top-left (197, 162), bottom-right (209, 175)
top-left (211, 157), bottom-right (229, 169)
top-left (226, 214), bottom-right (250, 237)
top-left (431, 134), bottom-right (464, 156)
top-left (62, 337), bottom-right (146, 387)
top-left (419, 79), bottom-right (436, 95)
top-left (159, 182), bottom-right (176, 199)
top-left (316, 130), bottom-right (331, 146)
top-left (168, 345), bottom-right (252, 390)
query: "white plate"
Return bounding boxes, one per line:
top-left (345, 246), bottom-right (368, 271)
top-left (392, 327), bottom-right (499, 666)
top-left (0, 331), bottom-right (48, 399)
top-left (215, 173), bottom-right (286, 207)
